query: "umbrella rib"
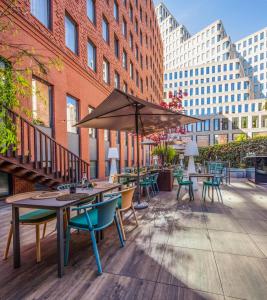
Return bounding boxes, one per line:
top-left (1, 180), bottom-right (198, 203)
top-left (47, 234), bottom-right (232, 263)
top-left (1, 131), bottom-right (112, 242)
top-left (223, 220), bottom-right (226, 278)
top-left (95, 113), bottom-right (190, 118)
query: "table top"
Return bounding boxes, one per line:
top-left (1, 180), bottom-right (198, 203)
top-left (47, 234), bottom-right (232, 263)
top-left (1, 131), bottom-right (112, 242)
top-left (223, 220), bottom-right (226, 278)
top-left (189, 173), bottom-right (215, 178)
top-left (117, 173), bottom-right (147, 178)
top-left (12, 183), bottom-right (121, 210)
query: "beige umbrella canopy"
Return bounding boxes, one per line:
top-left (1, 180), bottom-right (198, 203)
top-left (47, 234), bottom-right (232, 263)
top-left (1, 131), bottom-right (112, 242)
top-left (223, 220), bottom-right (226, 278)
top-left (76, 89), bottom-right (200, 135)
top-left (76, 89), bottom-right (201, 208)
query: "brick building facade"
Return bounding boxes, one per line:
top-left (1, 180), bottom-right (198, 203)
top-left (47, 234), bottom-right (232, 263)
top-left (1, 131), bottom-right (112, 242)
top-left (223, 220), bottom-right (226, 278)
top-left (0, 0), bottom-right (163, 194)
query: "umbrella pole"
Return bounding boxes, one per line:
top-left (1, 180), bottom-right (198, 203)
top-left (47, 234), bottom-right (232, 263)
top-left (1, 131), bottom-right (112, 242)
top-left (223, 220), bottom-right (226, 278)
top-left (134, 105), bottom-right (148, 210)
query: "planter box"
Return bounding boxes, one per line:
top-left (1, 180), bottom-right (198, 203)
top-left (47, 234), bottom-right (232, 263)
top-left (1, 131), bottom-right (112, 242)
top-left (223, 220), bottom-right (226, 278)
top-left (157, 169), bottom-right (173, 191)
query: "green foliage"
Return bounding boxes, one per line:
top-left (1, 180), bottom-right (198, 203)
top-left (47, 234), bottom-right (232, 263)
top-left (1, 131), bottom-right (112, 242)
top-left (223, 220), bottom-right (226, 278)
top-left (0, 59), bottom-right (19, 153)
top-left (152, 145), bottom-right (176, 165)
top-left (198, 136), bottom-right (267, 168)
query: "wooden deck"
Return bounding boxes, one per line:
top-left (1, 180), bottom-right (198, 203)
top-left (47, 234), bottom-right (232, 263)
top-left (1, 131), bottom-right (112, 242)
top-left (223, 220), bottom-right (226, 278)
top-left (1, 180), bottom-right (267, 300)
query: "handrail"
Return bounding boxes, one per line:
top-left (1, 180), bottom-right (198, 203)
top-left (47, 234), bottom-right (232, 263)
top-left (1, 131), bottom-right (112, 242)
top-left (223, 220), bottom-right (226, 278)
top-left (2, 106), bottom-right (90, 183)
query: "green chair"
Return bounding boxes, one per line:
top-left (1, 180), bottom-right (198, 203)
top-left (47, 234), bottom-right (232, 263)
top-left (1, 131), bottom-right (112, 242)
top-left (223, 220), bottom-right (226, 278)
top-left (202, 176), bottom-right (222, 202)
top-left (140, 176), bottom-right (153, 201)
top-left (150, 173), bottom-right (159, 195)
top-left (64, 196), bottom-right (124, 274)
top-left (175, 172), bottom-right (194, 201)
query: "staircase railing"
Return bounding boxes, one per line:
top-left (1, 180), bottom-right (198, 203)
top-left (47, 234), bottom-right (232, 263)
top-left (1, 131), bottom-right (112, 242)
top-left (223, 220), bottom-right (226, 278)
top-left (1, 107), bottom-right (90, 184)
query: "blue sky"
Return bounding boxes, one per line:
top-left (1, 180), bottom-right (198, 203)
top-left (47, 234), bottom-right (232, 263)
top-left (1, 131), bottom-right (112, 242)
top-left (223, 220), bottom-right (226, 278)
top-left (154, 0), bottom-right (267, 41)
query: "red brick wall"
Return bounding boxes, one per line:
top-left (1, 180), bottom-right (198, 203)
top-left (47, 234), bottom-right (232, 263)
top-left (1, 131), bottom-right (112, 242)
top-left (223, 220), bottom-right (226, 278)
top-left (0, 0), bottom-right (163, 181)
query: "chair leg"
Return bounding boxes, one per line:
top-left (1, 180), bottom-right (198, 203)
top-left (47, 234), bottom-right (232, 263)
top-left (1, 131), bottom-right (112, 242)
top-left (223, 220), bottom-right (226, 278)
top-left (189, 184), bottom-right (194, 201)
top-left (218, 186), bottom-right (223, 202)
top-left (117, 210), bottom-right (126, 241)
top-left (89, 230), bottom-right (102, 274)
top-left (131, 203), bottom-right (139, 226)
top-left (201, 185), bottom-right (205, 200)
top-left (42, 223), bottom-right (47, 239)
top-left (177, 185), bottom-right (181, 200)
top-left (203, 185), bottom-right (207, 202)
top-left (146, 186), bottom-right (151, 201)
top-left (3, 224), bottom-right (13, 260)
top-left (36, 224), bottom-right (41, 263)
top-left (64, 226), bottom-right (71, 266)
top-left (114, 214), bottom-right (125, 247)
top-left (155, 182), bottom-right (159, 193)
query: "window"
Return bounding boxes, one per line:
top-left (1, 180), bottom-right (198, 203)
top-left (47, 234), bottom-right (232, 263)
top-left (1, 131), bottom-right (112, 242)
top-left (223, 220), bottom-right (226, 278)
top-left (66, 95), bottom-right (78, 133)
top-left (114, 71), bottom-right (120, 89)
top-left (232, 117), bottom-right (239, 129)
top-left (122, 17), bottom-right (127, 38)
top-left (196, 122), bottom-right (202, 132)
top-left (65, 14), bottom-right (78, 54)
top-left (90, 161), bottom-right (97, 179)
top-left (114, 0), bottom-right (119, 22)
top-left (262, 115), bottom-right (267, 128)
top-left (104, 129), bottom-right (110, 141)
top-left (102, 16), bottom-right (109, 43)
top-left (87, 40), bottom-right (96, 71)
top-left (213, 119), bottom-right (220, 131)
top-left (134, 18), bottom-right (138, 34)
top-left (122, 81), bottom-right (128, 93)
top-left (252, 116), bottom-right (259, 128)
top-left (87, 0), bottom-right (96, 24)
top-left (222, 118), bottom-right (228, 130)
top-left (214, 134), bottom-right (228, 145)
top-left (88, 107), bottom-right (97, 138)
top-left (122, 49), bottom-right (127, 69)
top-left (129, 32), bottom-right (133, 50)
top-left (130, 61), bottom-right (134, 79)
top-left (129, 4), bottom-right (133, 22)
top-left (103, 58), bottom-right (110, 84)
top-left (241, 116), bottom-right (248, 129)
top-left (114, 34), bottom-right (119, 58)
top-left (32, 77), bottom-right (52, 127)
top-left (204, 120), bottom-right (210, 131)
top-left (31, 0), bottom-right (51, 28)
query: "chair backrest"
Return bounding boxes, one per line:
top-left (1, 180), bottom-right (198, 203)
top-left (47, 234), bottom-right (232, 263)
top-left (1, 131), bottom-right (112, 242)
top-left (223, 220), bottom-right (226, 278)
top-left (120, 187), bottom-right (136, 210)
top-left (57, 184), bottom-right (71, 191)
top-left (89, 196), bottom-right (119, 230)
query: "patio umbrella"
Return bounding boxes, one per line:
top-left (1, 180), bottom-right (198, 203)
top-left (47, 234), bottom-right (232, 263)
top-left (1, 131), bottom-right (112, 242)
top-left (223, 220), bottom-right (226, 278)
top-left (76, 89), bottom-right (200, 209)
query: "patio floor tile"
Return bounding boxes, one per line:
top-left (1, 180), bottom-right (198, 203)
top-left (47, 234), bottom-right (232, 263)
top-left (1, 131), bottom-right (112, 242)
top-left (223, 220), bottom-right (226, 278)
top-left (215, 252), bottom-right (267, 300)
top-left (168, 226), bottom-right (212, 251)
top-left (158, 246), bottom-right (223, 294)
top-left (208, 230), bottom-right (264, 257)
top-left (152, 283), bottom-right (224, 300)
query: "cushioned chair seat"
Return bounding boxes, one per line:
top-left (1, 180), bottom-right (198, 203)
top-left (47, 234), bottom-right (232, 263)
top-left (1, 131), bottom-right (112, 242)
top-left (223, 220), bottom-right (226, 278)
top-left (68, 209), bottom-right (98, 229)
top-left (179, 180), bottom-right (193, 185)
top-left (19, 209), bottom-right (56, 223)
top-left (203, 180), bottom-right (220, 186)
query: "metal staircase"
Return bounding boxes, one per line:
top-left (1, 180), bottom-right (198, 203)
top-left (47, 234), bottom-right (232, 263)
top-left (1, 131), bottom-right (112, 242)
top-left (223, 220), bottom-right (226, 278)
top-left (0, 108), bottom-right (89, 188)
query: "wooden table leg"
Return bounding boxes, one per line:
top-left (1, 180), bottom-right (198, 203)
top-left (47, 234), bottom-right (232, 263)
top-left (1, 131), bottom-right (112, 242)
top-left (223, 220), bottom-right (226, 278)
top-left (12, 206), bottom-right (20, 268)
top-left (56, 208), bottom-right (64, 278)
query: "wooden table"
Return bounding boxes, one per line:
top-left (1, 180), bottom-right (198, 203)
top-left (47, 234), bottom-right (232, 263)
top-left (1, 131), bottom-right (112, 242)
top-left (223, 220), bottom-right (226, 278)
top-left (12, 183), bottom-right (121, 278)
top-left (189, 173), bottom-right (215, 202)
top-left (116, 173), bottom-right (147, 185)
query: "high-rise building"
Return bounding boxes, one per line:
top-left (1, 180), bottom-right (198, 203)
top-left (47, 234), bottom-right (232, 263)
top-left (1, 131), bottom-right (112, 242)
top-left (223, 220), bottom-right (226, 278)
top-left (156, 2), bottom-right (267, 147)
top-left (0, 0), bottom-right (163, 196)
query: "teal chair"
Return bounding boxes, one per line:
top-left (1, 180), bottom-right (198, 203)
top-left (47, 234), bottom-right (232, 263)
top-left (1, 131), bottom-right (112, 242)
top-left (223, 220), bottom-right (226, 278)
top-left (202, 176), bottom-right (223, 202)
top-left (64, 196), bottom-right (124, 274)
top-left (175, 171), bottom-right (194, 201)
top-left (150, 173), bottom-right (159, 195)
top-left (140, 176), bottom-right (153, 201)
